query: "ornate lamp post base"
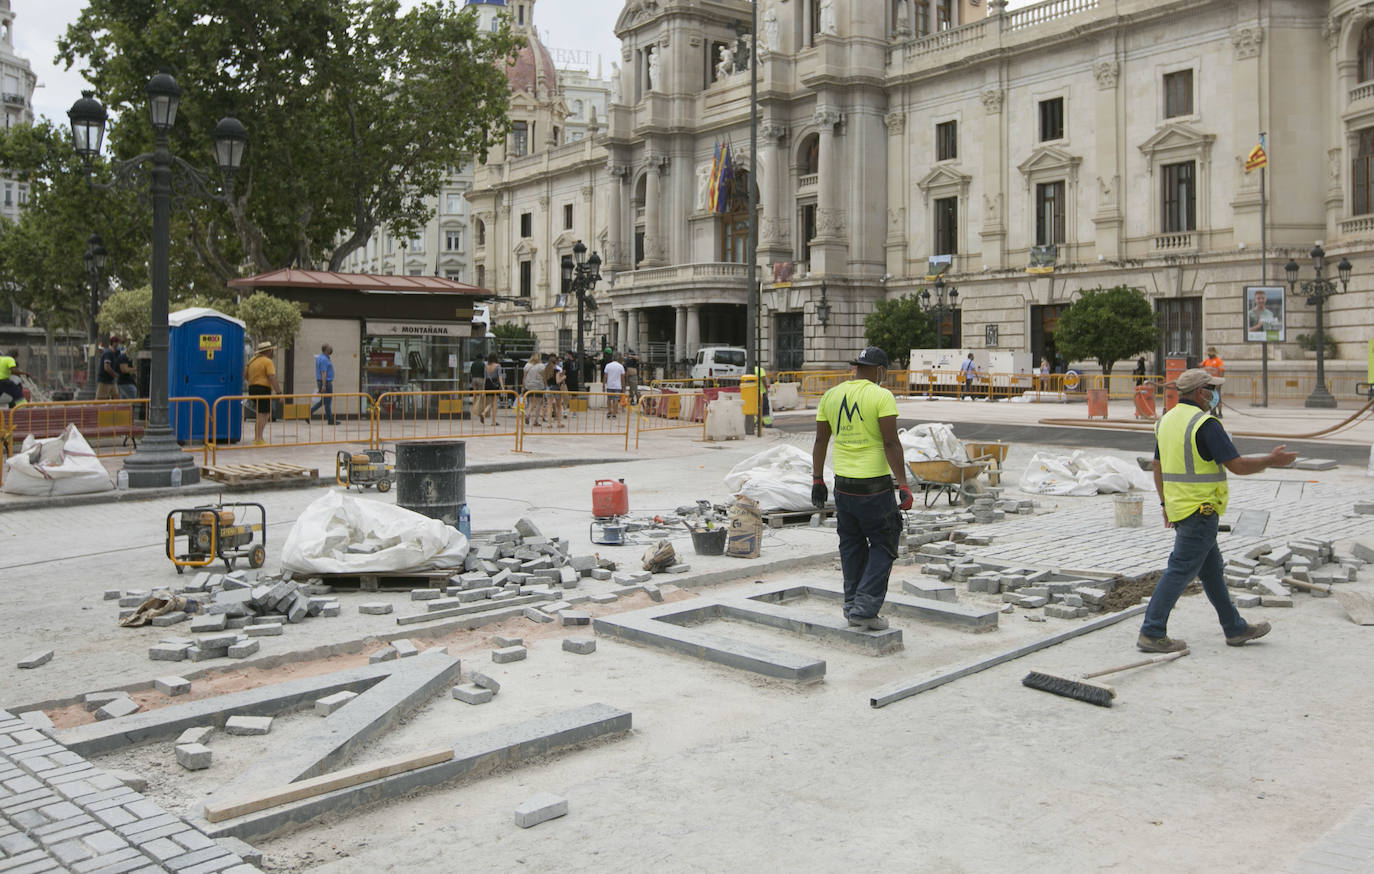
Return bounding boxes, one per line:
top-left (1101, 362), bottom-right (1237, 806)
top-left (1304, 384), bottom-right (1337, 409)
top-left (120, 428), bottom-right (201, 488)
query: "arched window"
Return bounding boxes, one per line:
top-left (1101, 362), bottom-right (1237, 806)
top-left (718, 170), bottom-right (755, 263)
top-left (1360, 23), bottom-right (1374, 83)
top-left (798, 134), bottom-right (820, 175)
top-left (476, 219), bottom-right (486, 247)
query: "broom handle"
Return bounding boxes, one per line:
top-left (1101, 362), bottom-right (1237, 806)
top-left (1080, 649), bottom-right (1189, 680)
top-left (1282, 576), bottom-right (1332, 594)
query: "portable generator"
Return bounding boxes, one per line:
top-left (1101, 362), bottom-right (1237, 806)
top-left (336, 448), bottom-right (394, 492)
top-left (589, 478), bottom-right (629, 545)
top-left (166, 502), bottom-right (266, 573)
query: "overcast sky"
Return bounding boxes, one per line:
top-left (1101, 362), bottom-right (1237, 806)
top-left (22, 0), bottom-right (1029, 130)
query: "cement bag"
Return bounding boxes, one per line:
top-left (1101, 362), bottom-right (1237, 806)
top-left (1, 425), bottom-right (113, 496)
top-left (1017, 450), bottom-right (1151, 496)
top-left (726, 494), bottom-right (763, 558)
top-left (281, 490), bottom-right (468, 574)
top-left (898, 423), bottom-right (966, 464)
top-left (1070, 450), bottom-right (1152, 494)
top-left (722, 444), bottom-right (816, 511)
top-left (1019, 452), bottom-right (1098, 496)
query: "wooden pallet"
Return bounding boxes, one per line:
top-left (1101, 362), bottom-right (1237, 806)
top-left (312, 570), bottom-right (455, 591)
top-left (763, 507), bottom-right (835, 529)
top-left (200, 462), bottom-right (320, 486)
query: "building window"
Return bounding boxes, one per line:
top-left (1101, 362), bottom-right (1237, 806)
top-left (1362, 24), bottom-right (1374, 83)
top-left (519, 260), bottom-right (532, 297)
top-left (1354, 129), bottom-right (1374, 215)
top-left (915, 2), bottom-right (929, 37)
top-left (1164, 70), bottom-right (1193, 118)
top-left (1035, 181), bottom-right (1065, 246)
top-left (409, 235), bottom-right (424, 253)
top-left (936, 121), bottom-right (957, 161)
top-left (476, 220), bottom-right (486, 247)
top-left (719, 171), bottom-right (753, 263)
top-left (476, 264), bottom-right (486, 287)
top-left (808, 0), bottom-right (821, 45)
top-left (517, 3), bottom-right (524, 25)
top-left (634, 229), bottom-right (645, 267)
top-left (1161, 161), bottom-right (1196, 232)
top-left (2, 184), bottom-right (9, 207)
top-left (512, 122), bottom-right (528, 157)
top-left (520, 212), bottom-right (532, 238)
top-left (408, 268), bottom-right (423, 276)
top-left (799, 134), bottom-right (820, 175)
top-left (445, 193), bottom-right (463, 214)
top-left (563, 204), bottom-right (573, 230)
top-left (934, 196), bottom-right (958, 255)
top-left (446, 270), bottom-right (462, 281)
top-left (1039, 98), bottom-right (1064, 142)
top-left (799, 202), bottom-right (817, 264)
top-left (936, 0), bottom-right (953, 31)
top-left (552, 126), bottom-right (560, 146)
top-left (445, 230), bottom-right (462, 251)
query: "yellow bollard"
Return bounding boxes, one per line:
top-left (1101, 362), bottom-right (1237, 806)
top-left (740, 374), bottom-right (759, 416)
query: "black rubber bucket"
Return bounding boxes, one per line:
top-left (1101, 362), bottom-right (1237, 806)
top-left (395, 440), bottom-right (466, 526)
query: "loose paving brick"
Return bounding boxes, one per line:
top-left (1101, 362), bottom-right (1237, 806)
top-left (175, 744), bottom-right (212, 771)
top-left (513, 792), bottom-right (568, 828)
top-left (223, 716), bottom-right (273, 736)
top-left (492, 646), bottom-right (528, 663)
top-left (563, 638), bottom-right (597, 654)
top-left (154, 677), bottom-right (192, 697)
top-left (451, 684), bottom-right (494, 705)
top-left (358, 602), bottom-right (393, 615)
top-left (93, 698), bottom-right (140, 722)
top-left (17, 651), bottom-right (53, 670)
top-left (313, 691), bottom-right (357, 716)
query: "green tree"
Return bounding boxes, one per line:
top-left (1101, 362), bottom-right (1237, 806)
top-left (58, 0), bottom-right (521, 279)
top-left (97, 286), bottom-right (152, 350)
top-left (863, 295), bottom-right (935, 368)
top-left (1055, 285), bottom-right (1159, 375)
top-left (236, 292), bottom-right (302, 350)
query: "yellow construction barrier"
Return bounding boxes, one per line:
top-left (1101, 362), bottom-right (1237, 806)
top-left (515, 390), bottom-right (630, 452)
top-left (371, 389), bottom-right (518, 451)
top-left (209, 392), bottom-right (373, 463)
top-left (635, 387), bottom-right (707, 449)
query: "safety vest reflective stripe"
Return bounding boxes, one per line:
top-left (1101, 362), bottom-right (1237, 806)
top-left (1155, 403), bottom-right (1228, 521)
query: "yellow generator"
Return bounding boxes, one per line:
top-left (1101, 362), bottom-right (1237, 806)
top-left (336, 448), bottom-right (394, 492)
top-left (166, 502), bottom-right (266, 573)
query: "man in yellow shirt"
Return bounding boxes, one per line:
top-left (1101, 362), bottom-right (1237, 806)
top-left (0, 352), bottom-right (27, 407)
top-left (245, 341), bottom-right (281, 445)
top-left (811, 346), bottom-right (913, 630)
top-left (1139, 368), bottom-right (1295, 653)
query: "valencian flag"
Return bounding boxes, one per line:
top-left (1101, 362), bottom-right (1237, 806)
top-left (710, 140), bottom-right (735, 213)
top-left (1245, 137), bottom-right (1268, 173)
top-left (706, 141), bottom-right (721, 210)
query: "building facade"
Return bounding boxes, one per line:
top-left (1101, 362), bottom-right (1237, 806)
top-left (0, 0), bottom-right (36, 224)
top-left (483, 0), bottom-right (1374, 393)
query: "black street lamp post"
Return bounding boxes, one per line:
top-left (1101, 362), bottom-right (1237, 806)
top-left (80, 233), bottom-right (106, 400)
top-left (561, 241), bottom-right (601, 389)
top-left (919, 275), bottom-right (959, 350)
top-left (1283, 244), bottom-right (1351, 409)
top-left (68, 73), bottom-right (247, 487)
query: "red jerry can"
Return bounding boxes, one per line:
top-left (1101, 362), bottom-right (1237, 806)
top-left (592, 478), bottom-right (629, 517)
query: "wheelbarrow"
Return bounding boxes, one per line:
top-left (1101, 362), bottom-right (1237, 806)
top-left (907, 459), bottom-right (988, 508)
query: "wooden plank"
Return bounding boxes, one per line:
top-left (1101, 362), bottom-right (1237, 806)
top-left (203, 747), bottom-right (454, 823)
top-left (868, 604), bottom-right (1147, 708)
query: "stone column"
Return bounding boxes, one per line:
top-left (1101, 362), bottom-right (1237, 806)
top-left (642, 151), bottom-right (669, 267)
top-left (674, 306), bottom-right (688, 357)
top-left (606, 162), bottom-right (629, 271)
top-left (1090, 59), bottom-right (1124, 261)
top-left (978, 87), bottom-right (1006, 270)
top-left (811, 104), bottom-right (848, 275)
top-left (686, 304), bottom-right (702, 356)
top-left (626, 309), bottom-right (640, 352)
top-left (885, 110), bottom-right (907, 277)
top-left (759, 121), bottom-right (790, 265)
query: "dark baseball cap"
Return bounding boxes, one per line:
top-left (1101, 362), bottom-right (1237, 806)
top-left (849, 346), bottom-right (889, 367)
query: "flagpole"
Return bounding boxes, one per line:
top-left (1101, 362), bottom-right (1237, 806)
top-left (747, 0), bottom-right (761, 437)
top-left (1259, 131), bottom-right (1269, 408)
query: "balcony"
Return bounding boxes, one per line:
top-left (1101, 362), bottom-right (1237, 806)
top-left (1152, 232), bottom-right (1195, 252)
top-left (1338, 214), bottom-right (1374, 236)
top-left (1351, 82), bottom-right (1374, 103)
top-left (615, 262), bottom-right (751, 293)
top-left (1, 93), bottom-right (25, 107)
top-left (798, 173), bottom-right (818, 189)
top-left (1003, 0), bottom-right (1100, 31)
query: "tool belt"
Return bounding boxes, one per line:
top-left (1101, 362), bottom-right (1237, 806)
top-left (835, 475), bottom-right (895, 495)
top-left (1199, 503), bottom-right (1216, 516)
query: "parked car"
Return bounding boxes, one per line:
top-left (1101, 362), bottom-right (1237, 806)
top-left (689, 346), bottom-right (748, 380)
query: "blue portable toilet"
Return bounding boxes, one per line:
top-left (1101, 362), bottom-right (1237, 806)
top-left (168, 307), bottom-right (246, 443)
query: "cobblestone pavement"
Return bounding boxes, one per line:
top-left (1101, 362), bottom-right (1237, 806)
top-left (0, 710), bottom-right (259, 873)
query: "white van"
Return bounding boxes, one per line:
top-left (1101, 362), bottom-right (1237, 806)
top-left (690, 346), bottom-right (747, 380)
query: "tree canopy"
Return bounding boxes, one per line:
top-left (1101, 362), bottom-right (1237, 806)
top-left (236, 292), bottom-right (303, 350)
top-left (863, 295), bottom-right (935, 368)
top-left (57, 0), bottom-right (521, 279)
top-left (1054, 285), bottom-right (1158, 375)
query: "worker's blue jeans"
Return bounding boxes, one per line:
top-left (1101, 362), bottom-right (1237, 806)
top-left (835, 487), bottom-right (901, 619)
top-left (1140, 510), bottom-right (1246, 639)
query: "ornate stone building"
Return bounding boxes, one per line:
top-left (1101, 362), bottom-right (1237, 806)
top-left (0, 0), bottom-right (36, 226)
top-left (488, 0), bottom-right (1374, 389)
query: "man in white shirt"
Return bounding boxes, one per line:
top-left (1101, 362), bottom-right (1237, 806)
top-left (960, 353), bottom-right (978, 395)
top-left (603, 352), bottom-right (626, 419)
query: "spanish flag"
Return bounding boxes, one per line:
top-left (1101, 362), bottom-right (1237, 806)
top-left (706, 141), bottom-right (721, 211)
top-left (1245, 142), bottom-right (1268, 173)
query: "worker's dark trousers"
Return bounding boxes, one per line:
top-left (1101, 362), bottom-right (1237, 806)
top-left (835, 486), bottom-right (901, 620)
top-left (1140, 510), bottom-right (1246, 639)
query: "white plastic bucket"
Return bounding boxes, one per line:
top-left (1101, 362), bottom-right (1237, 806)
top-left (1113, 494), bottom-right (1144, 528)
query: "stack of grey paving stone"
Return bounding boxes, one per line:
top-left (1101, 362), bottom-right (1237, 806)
top-left (912, 541), bottom-right (1117, 619)
top-left (1225, 537), bottom-right (1364, 607)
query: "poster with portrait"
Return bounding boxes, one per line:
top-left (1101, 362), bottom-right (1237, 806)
top-left (1243, 285), bottom-right (1285, 343)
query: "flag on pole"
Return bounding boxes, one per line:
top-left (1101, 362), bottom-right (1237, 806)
top-left (712, 141), bottom-right (735, 214)
top-left (706, 141), bottom-right (722, 212)
top-left (1245, 140), bottom-right (1268, 173)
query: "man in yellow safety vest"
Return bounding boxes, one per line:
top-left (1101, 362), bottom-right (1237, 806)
top-left (1138, 368), bottom-right (1296, 653)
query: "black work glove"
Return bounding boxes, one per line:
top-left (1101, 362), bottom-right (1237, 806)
top-left (897, 484), bottom-right (914, 511)
top-left (811, 479), bottom-right (828, 508)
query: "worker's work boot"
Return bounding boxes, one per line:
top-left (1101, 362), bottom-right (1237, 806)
top-left (1137, 633), bottom-right (1187, 653)
top-left (1225, 621), bottom-right (1271, 647)
top-left (848, 615), bottom-right (889, 631)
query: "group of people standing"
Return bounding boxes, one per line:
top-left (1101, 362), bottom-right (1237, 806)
top-left (95, 336), bottom-right (137, 400)
top-left (467, 348), bottom-right (644, 425)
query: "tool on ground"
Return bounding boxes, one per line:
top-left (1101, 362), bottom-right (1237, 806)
top-left (1021, 648), bottom-right (1190, 707)
top-left (1283, 576), bottom-right (1374, 626)
top-left (166, 502), bottom-right (267, 573)
top-left (336, 448), bottom-right (394, 492)
top-left (590, 478), bottom-right (630, 545)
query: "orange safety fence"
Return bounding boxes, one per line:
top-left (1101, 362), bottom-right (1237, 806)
top-left (634, 387), bottom-right (708, 449)
top-left (515, 389), bottom-right (631, 452)
top-left (372, 389), bottom-right (520, 451)
top-left (0, 396), bottom-right (211, 487)
top-left (208, 392), bottom-right (374, 464)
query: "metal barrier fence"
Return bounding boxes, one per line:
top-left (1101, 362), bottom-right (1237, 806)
top-left (0, 396), bottom-right (211, 487)
top-left (1239, 372), bottom-right (1370, 405)
top-left (208, 392), bottom-right (374, 464)
top-left (372, 389), bottom-right (519, 452)
top-left (514, 390), bottom-right (631, 452)
top-left (634, 387), bottom-right (708, 449)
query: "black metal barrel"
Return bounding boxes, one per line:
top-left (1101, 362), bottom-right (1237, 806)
top-left (395, 440), bottom-right (466, 526)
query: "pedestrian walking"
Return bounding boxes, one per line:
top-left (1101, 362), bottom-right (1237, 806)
top-left (1200, 346), bottom-right (1225, 418)
top-left (310, 343), bottom-right (336, 424)
top-left (810, 346), bottom-right (914, 630)
top-left (604, 352), bottom-right (625, 419)
top-left (522, 352), bottom-right (546, 426)
top-left (959, 352), bottom-right (978, 396)
top-left (1138, 368), bottom-right (1295, 653)
top-left (96, 336), bottom-right (121, 400)
top-left (244, 341), bottom-right (281, 445)
top-left (544, 354), bottom-right (565, 426)
top-left (115, 342), bottom-right (138, 400)
top-left (479, 353), bottom-right (503, 425)
top-left (624, 349), bottom-right (640, 405)
top-left (1133, 356), bottom-right (1147, 388)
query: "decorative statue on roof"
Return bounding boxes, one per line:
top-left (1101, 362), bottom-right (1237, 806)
top-left (715, 44), bottom-right (734, 80)
top-left (819, 0), bottom-right (837, 35)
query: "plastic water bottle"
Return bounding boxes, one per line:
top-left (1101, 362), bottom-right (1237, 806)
top-left (116, 469), bottom-right (128, 490)
top-left (457, 504), bottom-right (471, 539)
top-left (170, 467), bottom-right (182, 488)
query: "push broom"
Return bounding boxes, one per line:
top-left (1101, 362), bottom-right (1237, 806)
top-left (1021, 649), bottom-right (1189, 707)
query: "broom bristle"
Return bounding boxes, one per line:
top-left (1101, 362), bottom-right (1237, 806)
top-left (1022, 670), bottom-right (1116, 707)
